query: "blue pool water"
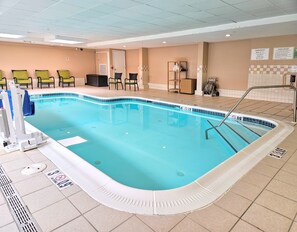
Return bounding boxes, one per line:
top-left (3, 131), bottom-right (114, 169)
top-left (26, 94), bottom-right (272, 190)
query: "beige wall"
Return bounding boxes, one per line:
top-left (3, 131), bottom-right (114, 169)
top-left (0, 42), bottom-right (96, 85)
top-left (148, 44), bottom-right (198, 84)
top-left (250, 35), bottom-right (297, 65)
top-left (146, 35), bottom-right (296, 91)
top-left (208, 40), bottom-right (251, 90)
top-left (126, 49), bottom-right (139, 75)
top-left (96, 51), bottom-right (108, 75)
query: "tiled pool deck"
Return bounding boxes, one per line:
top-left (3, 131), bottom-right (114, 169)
top-left (0, 86), bottom-right (297, 232)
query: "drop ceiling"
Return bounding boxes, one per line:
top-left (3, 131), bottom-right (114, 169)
top-left (0, 0), bottom-right (296, 49)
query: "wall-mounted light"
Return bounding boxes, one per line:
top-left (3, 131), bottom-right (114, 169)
top-left (225, 34), bottom-right (231, 37)
top-left (162, 41), bottom-right (167, 44)
top-left (123, 45), bottom-right (126, 48)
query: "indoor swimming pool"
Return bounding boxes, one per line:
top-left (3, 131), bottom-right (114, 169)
top-left (25, 93), bottom-right (292, 214)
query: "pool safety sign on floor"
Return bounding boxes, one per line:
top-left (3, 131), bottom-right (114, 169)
top-left (268, 147), bottom-right (287, 159)
top-left (45, 169), bottom-right (74, 190)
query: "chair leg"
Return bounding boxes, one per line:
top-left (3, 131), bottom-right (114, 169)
top-left (137, 83), bottom-right (139, 91)
top-left (120, 83), bottom-right (123, 89)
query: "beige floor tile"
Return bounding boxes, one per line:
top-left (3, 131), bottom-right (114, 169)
top-left (215, 191), bottom-right (252, 217)
top-left (282, 163), bottom-right (297, 176)
top-left (68, 191), bottom-right (99, 214)
top-left (1, 157), bottom-right (33, 172)
top-left (275, 170), bottom-right (297, 187)
top-left (242, 204), bottom-right (291, 232)
top-left (137, 213), bottom-right (185, 232)
top-left (0, 192), bottom-right (5, 205)
top-left (0, 204), bottom-right (14, 227)
top-left (290, 222), bottom-right (297, 232)
top-left (241, 171), bottom-right (271, 189)
top-left (0, 151), bottom-right (26, 164)
top-left (255, 190), bottom-right (297, 219)
top-left (0, 149), bottom-right (7, 156)
top-left (0, 223), bottom-right (19, 232)
top-left (52, 216), bottom-right (96, 232)
top-left (230, 181), bottom-right (262, 201)
top-left (14, 174), bottom-right (52, 196)
top-left (42, 159), bottom-right (58, 172)
top-left (23, 185), bottom-right (65, 213)
top-left (33, 199), bottom-right (80, 232)
top-left (188, 204), bottom-right (238, 232)
top-left (6, 167), bottom-right (39, 183)
top-left (61, 183), bottom-right (81, 197)
top-left (252, 162), bottom-right (279, 177)
top-left (261, 156), bottom-right (285, 169)
top-left (266, 179), bottom-right (297, 202)
top-left (26, 150), bottom-right (48, 163)
top-left (171, 218), bottom-right (208, 232)
top-left (231, 220), bottom-right (262, 232)
top-left (84, 205), bottom-right (132, 231)
top-left (113, 216), bottom-right (154, 232)
top-left (288, 153), bottom-right (297, 165)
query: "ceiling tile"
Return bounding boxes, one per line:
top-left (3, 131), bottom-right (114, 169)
top-left (127, 4), bottom-right (163, 15)
top-left (234, 0), bottom-right (274, 11)
top-left (206, 5), bottom-right (243, 16)
top-left (190, 0), bottom-right (229, 10)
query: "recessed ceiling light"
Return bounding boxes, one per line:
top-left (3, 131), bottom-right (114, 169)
top-left (225, 34), bottom-right (231, 37)
top-left (50, 39), bottom-right (82, 44)
top-left (0, 33), bottom-right (24, 39)
top-left (162, 41), bottom-right (167, 44)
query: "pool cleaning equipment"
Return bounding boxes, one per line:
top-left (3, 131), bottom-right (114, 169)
top-left (203, 77), bottom-right (219, 96)
top-left (0, 82), bottom-right (46, 152)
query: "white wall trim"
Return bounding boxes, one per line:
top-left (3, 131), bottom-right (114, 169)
top-left (148, 83), bottom-right (167, 90)
top-left (217, 89), bottom-right (245, 98)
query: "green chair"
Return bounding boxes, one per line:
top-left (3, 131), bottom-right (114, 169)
top-left (57, 70), bottom-right (75, 88)
top-left (0, 70), bottom-right (7, 90)
top-left (35, 70), bottom-right (55, 88)
top-left (124, 73), bottom-right (139, 91)
top-left (12, 70), bottom-right (33, 89)
top-left (109, 72), bottom-right (123, 90)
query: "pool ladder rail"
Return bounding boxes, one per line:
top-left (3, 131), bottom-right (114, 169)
top-left (205, 84), bottom-right (297, 143)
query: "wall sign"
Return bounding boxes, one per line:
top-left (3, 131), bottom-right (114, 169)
top-left (251, 48), bottom-right (269, 60)
top-left (273, 47), bottom-right (294, 60)
top-left (294, 48), bottom-right (297, 59)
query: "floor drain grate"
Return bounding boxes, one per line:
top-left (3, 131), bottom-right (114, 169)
top-left (0, 166), bottom-right (10, 186)
top-left (0, 165), bottom-right (42, 232)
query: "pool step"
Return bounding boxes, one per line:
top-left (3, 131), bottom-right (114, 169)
top-left (236, 120), bottom-right (269, 137)
top-left (207, 119), bottom-right (262, 153)
top-left (206, 120), bottom-right (238, 153)
top-left (224, 121), bottom-right (260, 144)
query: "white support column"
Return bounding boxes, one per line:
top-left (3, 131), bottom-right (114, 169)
top-left (195, 42), bottom-right (209, 96)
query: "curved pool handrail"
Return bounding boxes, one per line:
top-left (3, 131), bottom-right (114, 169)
top-left (206, 84), bottom-right (297, 140)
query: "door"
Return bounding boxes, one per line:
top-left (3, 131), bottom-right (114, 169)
top-left (112, 50), bottom-right (126, 79)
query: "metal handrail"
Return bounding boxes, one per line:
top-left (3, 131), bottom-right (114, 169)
top-left (205, 84), bottom-right (297, 139)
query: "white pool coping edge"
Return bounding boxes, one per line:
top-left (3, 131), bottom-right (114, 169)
top-left (26, 93), bottom-right (294, 215)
